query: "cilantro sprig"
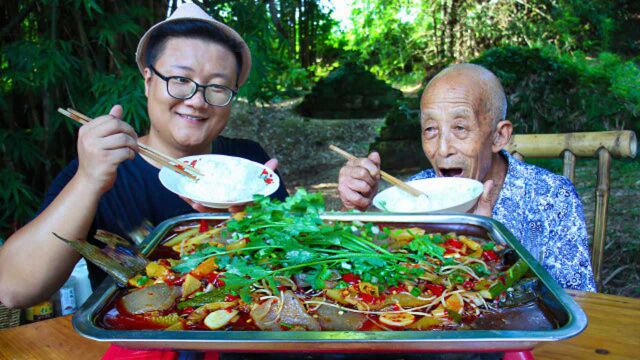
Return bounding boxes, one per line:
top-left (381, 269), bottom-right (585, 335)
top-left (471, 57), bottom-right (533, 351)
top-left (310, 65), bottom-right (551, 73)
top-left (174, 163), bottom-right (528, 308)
top-left (171, 189), bottom-right (442, 302)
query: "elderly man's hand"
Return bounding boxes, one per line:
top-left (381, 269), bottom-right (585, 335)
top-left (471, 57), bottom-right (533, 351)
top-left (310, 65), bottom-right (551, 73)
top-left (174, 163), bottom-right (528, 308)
top-left (472, 180), bottom-right (494, 217)
top-left (183, 158), bottom-right (279, 213)
top-left (337, 152), bottom-right (381, 211)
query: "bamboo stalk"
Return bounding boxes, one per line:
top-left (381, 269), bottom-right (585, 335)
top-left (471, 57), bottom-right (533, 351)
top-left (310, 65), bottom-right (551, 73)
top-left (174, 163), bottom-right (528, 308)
top-left (506, 131), bottom-right (637, 159)
top-left (329, 144), bottom-right (426, 198)
top-left (57, 108), bottom-right (201, 181)
top-left (562, 150), bottom-right (576, 183)
top-left (592, 148), bottom-right (611, 290)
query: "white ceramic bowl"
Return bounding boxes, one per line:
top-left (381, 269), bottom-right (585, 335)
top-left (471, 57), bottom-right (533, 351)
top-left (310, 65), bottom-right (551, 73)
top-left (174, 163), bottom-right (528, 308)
top-left (159, 154), bottom-right (280, 209)
top-left (372, 177), bottom-right (483, 213)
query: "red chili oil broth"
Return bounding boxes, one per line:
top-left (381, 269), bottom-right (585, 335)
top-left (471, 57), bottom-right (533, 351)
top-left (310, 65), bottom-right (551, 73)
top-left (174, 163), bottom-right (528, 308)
top-left (97, 219), bottom-right (558, 332)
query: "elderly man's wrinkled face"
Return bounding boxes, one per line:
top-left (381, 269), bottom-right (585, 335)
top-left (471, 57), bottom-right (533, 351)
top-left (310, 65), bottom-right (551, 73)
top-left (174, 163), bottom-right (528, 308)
top-left (420, 76), bottom-right (496, 181)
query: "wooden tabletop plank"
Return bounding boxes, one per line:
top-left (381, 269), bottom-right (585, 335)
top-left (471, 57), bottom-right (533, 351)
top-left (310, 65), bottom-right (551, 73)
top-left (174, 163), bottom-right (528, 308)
top-left (0, 314), bottom-right (108, 360)
top-left (533, 290), bottom-right (640, 360)
top-left (1, 290), bottom-right (638, 359)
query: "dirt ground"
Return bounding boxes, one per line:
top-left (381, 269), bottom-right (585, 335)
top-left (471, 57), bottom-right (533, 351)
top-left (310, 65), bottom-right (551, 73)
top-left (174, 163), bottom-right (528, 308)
top-left (222, 102), bottom-right (388, 210)
top-left (223, 103), bottom-right (639, 297)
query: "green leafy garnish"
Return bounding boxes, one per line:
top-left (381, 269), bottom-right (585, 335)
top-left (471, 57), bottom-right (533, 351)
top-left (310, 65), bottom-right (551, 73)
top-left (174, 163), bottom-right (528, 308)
top-left (482, 243), bottom-right (495, 250)
top-left (168, 190), bottom-right (492, 305)
top-left (136, 275), bottom-right (149, 286)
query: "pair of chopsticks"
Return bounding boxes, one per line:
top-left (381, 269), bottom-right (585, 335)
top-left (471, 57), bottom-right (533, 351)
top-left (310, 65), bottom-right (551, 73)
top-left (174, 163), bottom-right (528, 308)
top-left (329, 144), bottom-right (427, 198)
top-left (57, 108), bottom-right (203, 181)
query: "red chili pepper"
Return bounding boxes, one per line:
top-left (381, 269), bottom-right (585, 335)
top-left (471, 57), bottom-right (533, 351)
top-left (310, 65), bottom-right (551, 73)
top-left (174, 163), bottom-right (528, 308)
top-left (443, 248), bottom-right (457, 256)
top-left (176, 164), bottom-right (185, 170)
top-left (198, 219), bottom-right (208, 233)
top-left (359, 293), bottom-right (376, 303)
top-left (498, 274), bottom-right (506, 286)
top-left (190, 159), bottom-right (198, 167)
top-left (158, 259), bottom-right (171, 267)
top-left (462, 279), bottom-right (475, 290)
top-left (205, 272), bottom-right (217, 283)
top-left (225, 294), bottom-right (240, 302)
top-left (482, 250), bottom-right (498, 262)
top-left (341, 273), bottom-right (360, 284)
top-left (426, 284), bottom-right (445, 297)
top-left (205, 272), bottom-right (225, 287)
top-left (165, 275), bottom-right (185, 287)
top-left (391, 304), bottom-right (401, 311)
top-left (445, 238), bottom-right (463, 249)
top-left (180, 307), bottom-right (195, 316)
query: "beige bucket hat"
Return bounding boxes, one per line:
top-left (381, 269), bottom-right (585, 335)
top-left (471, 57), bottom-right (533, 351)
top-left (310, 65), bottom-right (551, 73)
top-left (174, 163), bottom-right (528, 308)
top-left (135, 3), bottom-right (252, 86)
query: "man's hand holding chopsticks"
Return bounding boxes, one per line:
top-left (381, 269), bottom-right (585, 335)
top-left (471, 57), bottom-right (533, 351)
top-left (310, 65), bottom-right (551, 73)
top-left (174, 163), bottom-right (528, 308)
top-left (76, 104), bottom-right (138, 194)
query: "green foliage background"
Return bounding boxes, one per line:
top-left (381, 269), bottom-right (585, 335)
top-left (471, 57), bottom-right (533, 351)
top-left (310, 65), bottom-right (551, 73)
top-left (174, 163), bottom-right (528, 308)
top-left (0, 0), bottom-right (336, 239)
top-left (1, 0), bottom-right (639, 242)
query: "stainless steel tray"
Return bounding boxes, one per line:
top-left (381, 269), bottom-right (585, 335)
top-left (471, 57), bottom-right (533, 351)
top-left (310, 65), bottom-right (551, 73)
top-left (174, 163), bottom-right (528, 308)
top-left (73, 213), bottom-right (587, 352)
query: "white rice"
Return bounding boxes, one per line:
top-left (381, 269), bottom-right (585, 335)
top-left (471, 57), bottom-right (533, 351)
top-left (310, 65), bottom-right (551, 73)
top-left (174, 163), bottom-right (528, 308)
top-left (181, 160), bottom-right (265, 202)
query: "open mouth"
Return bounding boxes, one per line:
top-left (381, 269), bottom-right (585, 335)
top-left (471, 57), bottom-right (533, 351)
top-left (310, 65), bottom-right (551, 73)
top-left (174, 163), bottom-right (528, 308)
top-left (439, 168), bottom-right (464, 177)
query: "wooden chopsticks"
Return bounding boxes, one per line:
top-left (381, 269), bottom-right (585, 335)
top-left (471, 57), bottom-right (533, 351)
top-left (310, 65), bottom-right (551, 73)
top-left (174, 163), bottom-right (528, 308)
top-left (329, 144), bottom-right (426, 198)
top-left (57, 108), bottom-right (202, 181)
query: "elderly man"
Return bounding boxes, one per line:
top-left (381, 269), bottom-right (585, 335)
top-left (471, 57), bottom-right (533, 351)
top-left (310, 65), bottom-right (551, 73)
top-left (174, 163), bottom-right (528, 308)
top-left (338, 63), bottom-right (596, 291)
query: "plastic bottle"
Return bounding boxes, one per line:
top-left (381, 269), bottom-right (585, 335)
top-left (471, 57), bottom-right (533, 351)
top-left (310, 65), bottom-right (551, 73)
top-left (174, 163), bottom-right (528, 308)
top-left (54, 278), bottom-right (77, 316)
top-left (71, 258), bottom-right (93, 307)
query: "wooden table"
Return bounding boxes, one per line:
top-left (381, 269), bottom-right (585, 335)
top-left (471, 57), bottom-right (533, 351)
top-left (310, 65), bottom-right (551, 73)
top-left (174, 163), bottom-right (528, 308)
top-left (1, 290), bottom-right (638, 360)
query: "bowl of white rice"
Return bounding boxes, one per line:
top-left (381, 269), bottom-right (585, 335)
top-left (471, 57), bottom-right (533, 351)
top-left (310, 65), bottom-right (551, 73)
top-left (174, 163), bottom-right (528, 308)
top-left (159, 154), bottom-right (280, 209)
top-left (372, 177), bottom-right (483, 213)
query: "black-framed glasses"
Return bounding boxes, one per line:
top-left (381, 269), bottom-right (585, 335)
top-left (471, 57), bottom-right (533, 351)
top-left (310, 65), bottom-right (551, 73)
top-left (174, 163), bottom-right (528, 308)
top-left (149, 64), bottom-right (237, 107)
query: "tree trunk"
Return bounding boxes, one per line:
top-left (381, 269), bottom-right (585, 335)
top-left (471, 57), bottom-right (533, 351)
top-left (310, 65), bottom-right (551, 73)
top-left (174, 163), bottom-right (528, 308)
top-left (267, 0), bottom-right (288, 40)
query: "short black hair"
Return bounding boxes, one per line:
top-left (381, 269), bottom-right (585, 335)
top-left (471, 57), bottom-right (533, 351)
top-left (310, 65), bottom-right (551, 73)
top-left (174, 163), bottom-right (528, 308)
top-left (145, 19), bottom-right (243, 86)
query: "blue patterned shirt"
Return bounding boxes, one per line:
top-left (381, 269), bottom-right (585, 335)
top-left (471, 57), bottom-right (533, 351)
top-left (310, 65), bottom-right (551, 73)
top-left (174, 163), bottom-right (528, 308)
top-left (410, 150), bottom-right (596, 291)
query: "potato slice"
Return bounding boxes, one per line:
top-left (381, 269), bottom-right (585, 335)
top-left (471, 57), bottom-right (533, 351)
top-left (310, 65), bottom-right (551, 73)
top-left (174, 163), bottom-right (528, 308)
top-left (165, 321), bottom-right (184, 331)
top-left (192, 258), bottom-right (218, 277)
top-left (181, 274), bottom-right (201, 298)
top-left (445, 293), bottom-right (463, 313)
top-left (459, 236), bottom-right (481, 251)
top-left (325, 289), bottom-right (350, 305)
top-left (204, 309), bottom-right (239, 330)
top-left (379, 312), bottom-right (415, 327)
top-left (146, 261), bottom-right (170, 279)
top-left (358, 282), bottom-right (379, 297)
top-left (226, 238), bottom-right (247, 252)
top-left (389, 228), bottom-right (426, 248)
top-left (409, 316), bottom-right (443, 330)
top-left (431, 305), bottom-right (446, 318)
